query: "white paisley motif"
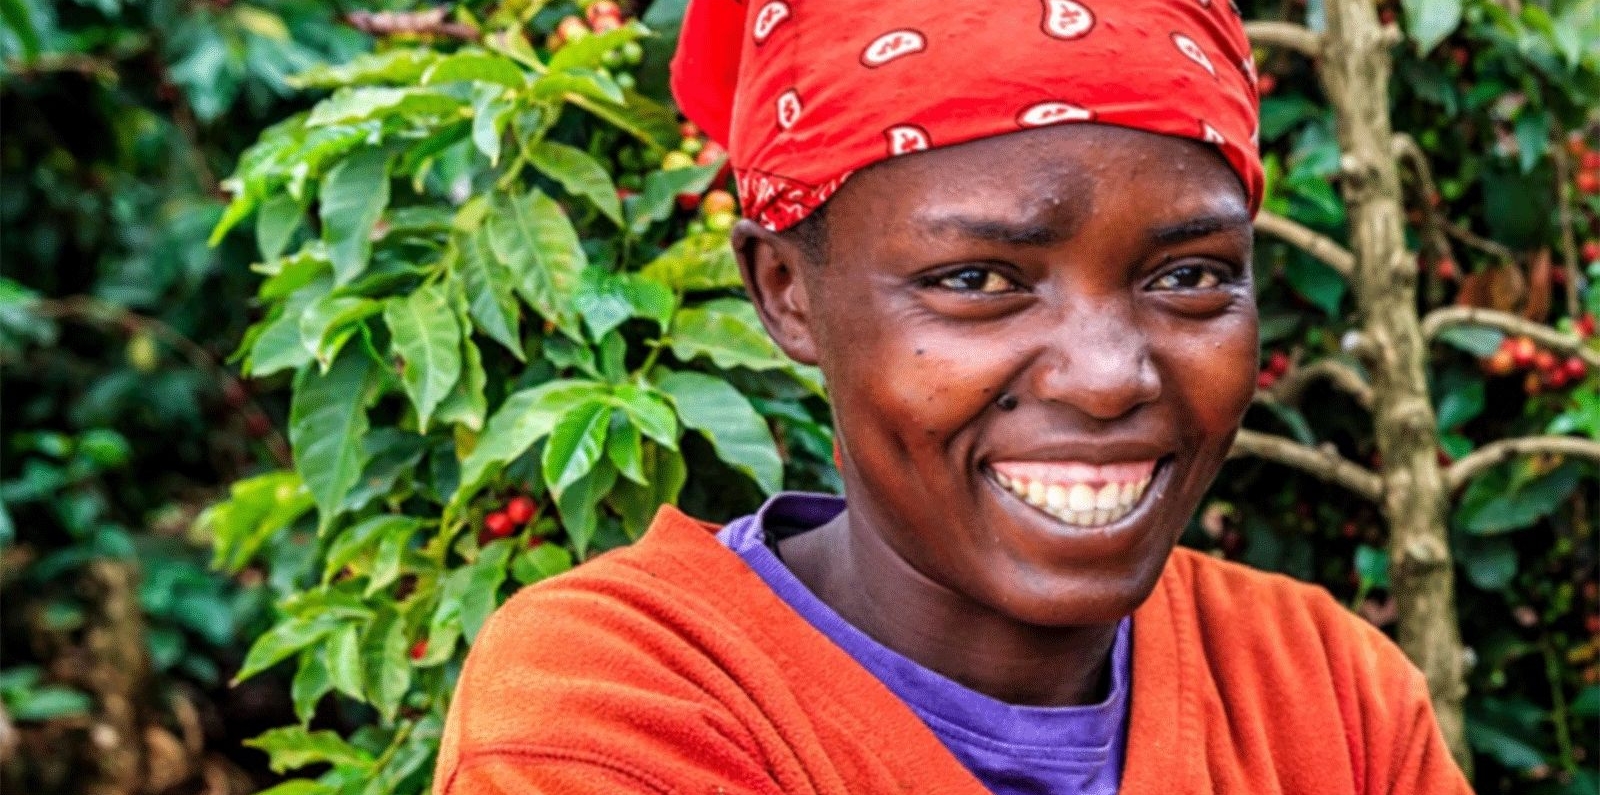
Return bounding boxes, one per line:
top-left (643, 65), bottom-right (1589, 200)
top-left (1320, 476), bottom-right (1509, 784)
top-left (885, 125), bottom-right (931, 155)
top-left (752, 1), bottom-right (791, 44)
top-left (776, 89), bottom-right (802, 131)
top-left (861, 30), bottom-right (926, 67)
top-left (1017, 101), bottom-right (1095, 127)
top-left (1172, 32), bottom-right (1217, 76)
top-left (1042, 0), bottom-right (1096, 40)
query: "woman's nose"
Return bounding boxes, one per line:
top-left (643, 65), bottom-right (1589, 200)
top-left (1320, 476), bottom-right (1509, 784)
top-left (1028, 310), bottom-right (1161, 421)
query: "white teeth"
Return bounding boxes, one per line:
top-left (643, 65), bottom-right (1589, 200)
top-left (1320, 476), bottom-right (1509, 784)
top-left (1068, 483), bottom-right (1095, 511)
top-left (1095, 483), bottom-right (1119, 510)
top-left (993, 470), bottom-right (1155, 528)
top-left (1046, 484), bottom-right (1068, 510)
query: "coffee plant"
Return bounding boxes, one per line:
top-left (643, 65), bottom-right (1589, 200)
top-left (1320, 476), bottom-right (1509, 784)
top-left (197, 2), bottom-right (835, 792)
top-left (2, 1), bottom-right (1596, 794)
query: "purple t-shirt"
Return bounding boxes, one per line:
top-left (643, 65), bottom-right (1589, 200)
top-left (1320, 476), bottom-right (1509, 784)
top-left (718, 492), bottom-right (1130, 795)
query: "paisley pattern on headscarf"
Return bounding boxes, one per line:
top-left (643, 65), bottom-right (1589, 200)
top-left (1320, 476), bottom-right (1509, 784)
top-left (671, 0), bottom-right (1263, 232)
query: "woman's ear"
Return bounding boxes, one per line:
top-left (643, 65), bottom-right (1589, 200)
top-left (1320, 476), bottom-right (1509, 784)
top-left (731, 219), bottom-right (822, 366)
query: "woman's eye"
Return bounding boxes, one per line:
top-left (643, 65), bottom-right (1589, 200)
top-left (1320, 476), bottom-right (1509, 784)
top-left (935, 267), bottom-right (1016, 294)
top-left (1151, 264), bottom-right (1226, 291)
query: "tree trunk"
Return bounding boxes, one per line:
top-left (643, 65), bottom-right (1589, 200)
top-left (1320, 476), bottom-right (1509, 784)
top-left (81, 560), bottom-right (149, 795)
top-left (1318, 0), bottom-right (1470, 771)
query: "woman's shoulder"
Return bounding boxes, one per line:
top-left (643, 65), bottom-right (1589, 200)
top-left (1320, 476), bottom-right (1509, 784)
top-left (1125, 548), bottom-right (1469, 794)
top-left (436, 506), bottom-right (798, 792)
top-left (461, 505), bottom-right (765, 683)
top-left (1156, 545), bottom-right (1410, 671)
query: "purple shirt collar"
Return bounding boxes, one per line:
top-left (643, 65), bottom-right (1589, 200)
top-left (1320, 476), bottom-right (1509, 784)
top-left (719, 492), bottom-right (1130, 794)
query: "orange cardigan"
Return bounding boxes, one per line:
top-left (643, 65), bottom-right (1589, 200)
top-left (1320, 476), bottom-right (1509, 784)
top-left (435, 506), bottom-right (1470, 794)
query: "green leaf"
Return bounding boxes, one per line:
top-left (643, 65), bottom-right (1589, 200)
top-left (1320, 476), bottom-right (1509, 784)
top-left (365, 519), bottom-right (420, 597)
top-left (256, 193), bottom-right (306, 262)
top-left (669, 298), bottom-right (824, 394)
top-left (291, 49), bottom-right (440, 89)
top-left (620, 273), bottom-right (676, 328)
top-left (610, 444), bottom-right (688, 539)
top-left (290, 651), bottom-right (331, 724)
top-left (532, 69), bottom-right (625, 106)
top-left (384, 283), bottom-right (463, 432)
top-left (1513, 109), bottom-right (1549, 174)
top-left (557, 462), bottom-right (619, 556)
top-left (1572, 686), bottom-right (1600, 719)
top-left (657, 370), bottom-right (783, 494)
top-left (245, 726), bottom-right (374, 774)
top-left (469, 84), bottom-right (513, 166)
top-left (433, 541), bottom-right (513, 643)
top-left (1354, 544), bottom-right (1390, 590)
top-left (319, 621), bottom-right (362, 701)
top-left (435, 334), bottom-right (489, 432)
top-left (608, 384), bottom-right (678, 449)
top-left (247, 273), bottom-right (332, 377)
top-left (324, 514), bottom-right (419, 584)
top-left (307, 87), bottom-right (464, 127)
top-left (1455, 461), bottom-right (1585, 535)
top-left (1258, 95), bottom-right (1321, 143)
top-left (511, 542), bottom-right (574, 584)
top-left (298, 295), bottom-right (381, 370)
top-left (200, 470), bottom-right (316, 573)
top-left (1402, 0), bottom-right (1462, 55)
top-left (528, 140), bottom-right (623, 225)
top-left (255, 781), bottom-right (335, 795)
top-left (542, 401), bottom-right (613, 496)
top-left (422, 50), bottom-right (526, 88)
top-left (572, 267), bottom-right (637, 340)
top-left (1435, 325), bottom-right (1504, 356)
top-left (487, 189), bottom-right (586, 340)
top-left (548, 24), bottom-right (647, 73)
top-left (361, 609), bottom-right (411, 722)
top-left (639, 232), bottom-right (742, 292)
top-left (320, 148), bottom-right (391, 285)
top-left (607, 417), bottom-right (646, 484)
top-left (565, 88), bottom-right (680, 152)
top-left (1435, 377), bottom-right (1484, 431)
top-left (8, 686), bottom-right (92, 722)
top-left (290, 350), bottom-right (379, 527)
top-left (1284, 253), bottom-right (1346, 317)
top-left (1466, 716), bottom-right (1545, 771)
top-left (0, 0), bottom-right (41, 62)
top-left (235, 615), bottom-right (341, 683)
top-left (453, 380), bottom-right (610, 506)
top-left (454, 228), bottom-right (523, 359)
top-left (631, 163), bottom-right (721, 233)
top-left (1459, 535), bottom-right (1518, 591)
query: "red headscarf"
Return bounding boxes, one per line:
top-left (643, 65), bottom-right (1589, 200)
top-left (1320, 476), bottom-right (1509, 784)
top-left (671, 0), bottom-right (1263, 232)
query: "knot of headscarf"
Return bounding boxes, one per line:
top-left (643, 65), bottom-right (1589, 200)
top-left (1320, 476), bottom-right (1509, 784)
top-left (670, 0), bottom-right (1263, 232)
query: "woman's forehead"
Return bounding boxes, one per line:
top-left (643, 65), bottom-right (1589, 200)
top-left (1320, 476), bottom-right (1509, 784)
top-left (835, 124), bottom-right (1249, 241)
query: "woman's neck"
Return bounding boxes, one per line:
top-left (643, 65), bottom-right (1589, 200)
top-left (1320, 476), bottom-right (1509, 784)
top-left (778, 507), bottom-right (1120, 707)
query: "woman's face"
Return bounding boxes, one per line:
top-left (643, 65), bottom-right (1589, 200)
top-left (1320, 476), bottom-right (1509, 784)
top-left (738, 124), bottom-right (1257, 627)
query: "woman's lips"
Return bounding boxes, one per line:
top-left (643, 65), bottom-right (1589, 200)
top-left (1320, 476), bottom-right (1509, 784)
top-left (989, 458), bottom-right (1160, 527)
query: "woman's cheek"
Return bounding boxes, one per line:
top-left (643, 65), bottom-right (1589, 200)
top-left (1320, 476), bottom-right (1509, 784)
top-left (1170, 321), bottom-right (1258, 434)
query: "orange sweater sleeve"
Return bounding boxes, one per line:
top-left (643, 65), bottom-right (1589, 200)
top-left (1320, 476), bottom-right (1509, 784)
top-left (434, 579), bottom-right (787, 795)
top-left (1122, 549), bottom-right (1472, 795)
top-left (1331, 594), bottom-right (1470, 795)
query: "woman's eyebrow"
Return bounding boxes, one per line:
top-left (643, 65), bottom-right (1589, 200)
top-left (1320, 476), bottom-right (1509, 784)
top-left (1148, 211), bottom-right (1254, 245)
top-left (914, 214), bottom-right (1065, 247)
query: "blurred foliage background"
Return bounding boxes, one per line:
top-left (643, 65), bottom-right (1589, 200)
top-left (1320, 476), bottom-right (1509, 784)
top-left (0, 1), bottom-right (1595, 794)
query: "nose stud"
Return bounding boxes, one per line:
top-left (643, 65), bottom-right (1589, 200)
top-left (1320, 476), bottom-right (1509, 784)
top-left (996, 392), bottom-right (1019, 411)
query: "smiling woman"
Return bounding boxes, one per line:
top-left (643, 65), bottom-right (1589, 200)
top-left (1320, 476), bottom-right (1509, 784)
top-left (433, 2), bottom-right (1472, 794)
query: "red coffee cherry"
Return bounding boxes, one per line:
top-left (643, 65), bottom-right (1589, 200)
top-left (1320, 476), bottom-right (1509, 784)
top-left (506, 496), bottom-right (537, 525)
top-left (484, 511), bottom-right (515, 538)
